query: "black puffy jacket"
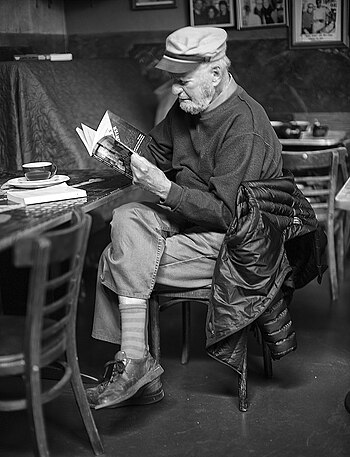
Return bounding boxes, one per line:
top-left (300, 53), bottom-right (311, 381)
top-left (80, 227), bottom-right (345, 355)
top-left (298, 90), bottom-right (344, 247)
top-left (206, 173), bottom-right (327, 373)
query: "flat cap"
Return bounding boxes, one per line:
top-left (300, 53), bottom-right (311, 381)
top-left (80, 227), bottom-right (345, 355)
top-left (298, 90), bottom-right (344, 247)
top-left (155, 26), bottom-right (227, 74)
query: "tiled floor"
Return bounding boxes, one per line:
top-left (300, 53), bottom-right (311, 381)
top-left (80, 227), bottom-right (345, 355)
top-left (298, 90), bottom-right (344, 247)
top-left (1, 259), bottom-right (350, 457)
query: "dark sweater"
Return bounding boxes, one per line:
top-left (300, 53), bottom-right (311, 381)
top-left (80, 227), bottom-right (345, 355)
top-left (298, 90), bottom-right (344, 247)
top-left (145, 85), bottom-right (282, 232)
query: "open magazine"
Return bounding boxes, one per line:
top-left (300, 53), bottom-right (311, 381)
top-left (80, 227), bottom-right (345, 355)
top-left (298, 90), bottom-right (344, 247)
top-left (76, 110), bottom-right (152, 179)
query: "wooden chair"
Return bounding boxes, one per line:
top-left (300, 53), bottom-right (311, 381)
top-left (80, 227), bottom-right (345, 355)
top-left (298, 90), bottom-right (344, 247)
top-left (282, 146), bottom-right (349, 303)
top-left (149, 288), bottom-right (272, 412)
top-left (0, 209), bottom-right (104, 457)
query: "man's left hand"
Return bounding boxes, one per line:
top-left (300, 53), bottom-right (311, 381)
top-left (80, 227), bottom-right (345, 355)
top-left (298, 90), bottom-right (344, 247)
top-left (131, 153), bottom-right (171, 200)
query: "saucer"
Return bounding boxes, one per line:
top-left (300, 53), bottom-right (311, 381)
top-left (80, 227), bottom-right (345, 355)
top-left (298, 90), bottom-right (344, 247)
top-left (5, 175), bottom-right (70, 189)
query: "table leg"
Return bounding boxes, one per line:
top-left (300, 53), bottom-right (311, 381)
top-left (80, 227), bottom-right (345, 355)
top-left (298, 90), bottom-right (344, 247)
top-left (345, 391), bottom-right (350, 413)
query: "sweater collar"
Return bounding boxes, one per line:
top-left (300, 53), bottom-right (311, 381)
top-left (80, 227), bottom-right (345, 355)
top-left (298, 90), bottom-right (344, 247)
top-left (203, 73), bottom-right (237, 113)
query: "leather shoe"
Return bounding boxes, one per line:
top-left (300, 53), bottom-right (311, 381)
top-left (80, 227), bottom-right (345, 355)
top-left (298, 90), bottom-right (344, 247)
top-left (95, 350), bottom-right (164, 410)
top-left (86, 359), bottom-right (116, 407)
top-left (87, 376), bottom-right (164, 408)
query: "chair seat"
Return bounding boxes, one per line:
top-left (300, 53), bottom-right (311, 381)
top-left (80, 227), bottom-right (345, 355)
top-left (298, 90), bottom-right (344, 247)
top-left (154, 285), bottom-right (211, 299)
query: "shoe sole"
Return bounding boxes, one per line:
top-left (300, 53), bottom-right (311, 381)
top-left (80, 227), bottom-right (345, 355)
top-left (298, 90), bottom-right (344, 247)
top-left (105, 387), bottom-right (165, 408)
top-left (94, 365), bottom-right (164, 410)
top-left (89, 378), bottom-right (164, 409)
top-left (88, 383), bottom-right (165, 409)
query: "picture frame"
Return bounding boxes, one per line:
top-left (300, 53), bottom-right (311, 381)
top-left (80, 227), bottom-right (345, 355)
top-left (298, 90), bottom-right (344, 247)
top-left (130, 0), bottom-right (176, 10)
top-left (236, 0), bottom-right (288, 30)
top-left (289, 0), bottom-right (349, 49)
top-left (189, 0), bottom-right (235, 28)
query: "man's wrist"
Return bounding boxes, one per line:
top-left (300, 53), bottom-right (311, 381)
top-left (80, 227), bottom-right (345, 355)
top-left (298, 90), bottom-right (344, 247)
top-left (157, 179), bottom-right (171, 201)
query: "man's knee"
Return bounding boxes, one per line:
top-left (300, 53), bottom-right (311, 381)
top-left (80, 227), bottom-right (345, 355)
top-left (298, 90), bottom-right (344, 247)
top-left (110, 202), bottom-right (158, 241)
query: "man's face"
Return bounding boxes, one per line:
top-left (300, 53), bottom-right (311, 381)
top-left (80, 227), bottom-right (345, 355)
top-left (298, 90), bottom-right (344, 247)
top-left (194, 0), bottom-right (203, 10)
top-left (171, 65), bottom-right (216, 115)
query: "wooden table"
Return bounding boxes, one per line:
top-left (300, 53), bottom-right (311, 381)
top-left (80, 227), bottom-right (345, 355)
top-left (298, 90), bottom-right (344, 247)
top-left (0, 169), bottom-right (131, 252)
top-left (280, 130), bottom-right (347, 150)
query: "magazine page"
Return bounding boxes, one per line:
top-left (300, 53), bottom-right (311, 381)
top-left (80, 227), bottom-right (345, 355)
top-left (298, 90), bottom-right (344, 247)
top-left (93, 111), bottom-right (114, 151)
top-left (93, 135), bottom-right (133, 179)
top-left (82, 124), bottom-right (96, 151)
top-left (76, 127), bottom-right (91, 154)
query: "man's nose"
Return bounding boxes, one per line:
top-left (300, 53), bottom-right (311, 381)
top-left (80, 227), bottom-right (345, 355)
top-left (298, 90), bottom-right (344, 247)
top-left (172, 83), bottom-right (183, 95)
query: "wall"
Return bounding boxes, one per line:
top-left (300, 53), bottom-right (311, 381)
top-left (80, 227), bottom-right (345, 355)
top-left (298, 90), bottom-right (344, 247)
top-left (65, 0), bottom-right (185, 33)
top-left (0, 0), bottom-right (66, 34)
top-left (64, 1), bottom-right (350, 117)
top-left (0, 0), bottom-right (349, 118)
top-left (64, 0), bottom-right (286, 38)
top-left (0, 0), bottom-right (67, 58)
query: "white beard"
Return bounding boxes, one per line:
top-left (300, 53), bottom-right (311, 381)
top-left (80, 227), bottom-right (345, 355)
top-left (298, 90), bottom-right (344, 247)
top-left (179, 82), bottom-right (215, 115)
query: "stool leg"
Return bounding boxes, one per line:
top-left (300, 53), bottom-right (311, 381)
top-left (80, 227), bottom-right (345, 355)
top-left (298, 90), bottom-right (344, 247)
top-left (262, 339), bottom-right (273, 378)
top-left (238, 339), bottom-right (248, 412)
top-left (181, 302), bottom-right (191, 364)
top-left (149, 296), bottom-right (161, 363)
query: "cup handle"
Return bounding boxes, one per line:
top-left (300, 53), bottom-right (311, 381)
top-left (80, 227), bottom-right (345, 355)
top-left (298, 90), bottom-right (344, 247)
top-left (51, 163), bottom-right (57, 178)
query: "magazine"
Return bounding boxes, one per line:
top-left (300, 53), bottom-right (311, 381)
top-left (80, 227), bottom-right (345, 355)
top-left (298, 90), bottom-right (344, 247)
top-left (76, 110), bottom-right (152, 179)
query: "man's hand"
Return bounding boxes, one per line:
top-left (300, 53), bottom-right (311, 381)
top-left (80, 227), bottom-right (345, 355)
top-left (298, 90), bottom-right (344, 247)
top-left (131, 153), bottom-right (171, 200)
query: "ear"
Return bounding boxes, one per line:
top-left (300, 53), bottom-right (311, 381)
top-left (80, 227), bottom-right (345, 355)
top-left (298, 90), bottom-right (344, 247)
top-left (211, 65), bottom-right (223, 87)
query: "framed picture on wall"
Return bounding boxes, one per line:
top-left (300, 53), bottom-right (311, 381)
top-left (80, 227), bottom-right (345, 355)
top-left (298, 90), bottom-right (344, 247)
top-left (236, 0), bottom-right (287, 29)
top-left (289, 0), bottom-right (349, 49)
top-left (130, 0), bottom-right (177, 10)
top-left (189, 0), bottom-right (235, 27)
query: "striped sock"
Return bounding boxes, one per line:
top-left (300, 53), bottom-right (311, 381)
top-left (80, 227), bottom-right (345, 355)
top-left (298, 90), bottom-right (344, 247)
top-left (119, 301), bottom-right (147, 359)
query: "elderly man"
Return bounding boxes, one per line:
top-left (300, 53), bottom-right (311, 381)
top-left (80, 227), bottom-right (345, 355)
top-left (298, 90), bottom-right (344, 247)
top-left (302, 3), bottom-right (315, 34)
top-left (313, 0), bottom-right (330, 33)
top-left (87, 26), bottom-right (283, 409)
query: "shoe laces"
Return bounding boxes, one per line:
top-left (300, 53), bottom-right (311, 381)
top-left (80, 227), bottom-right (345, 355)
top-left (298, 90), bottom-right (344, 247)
top-left (100, 359), bottom-right (117, 386)
top-left (114, 351), bottom-right (127, 376)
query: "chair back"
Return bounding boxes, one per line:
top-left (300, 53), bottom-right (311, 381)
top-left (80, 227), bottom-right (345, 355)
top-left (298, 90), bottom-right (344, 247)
top-left (281, 147), bottom-right (348, 224)
top-left (282, 146), bottom-right (348, 302)
top-left (13, 209), bottom-right (92, 370)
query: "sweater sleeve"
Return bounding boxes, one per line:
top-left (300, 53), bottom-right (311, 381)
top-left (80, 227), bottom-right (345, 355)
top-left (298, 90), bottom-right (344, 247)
top-left (163, 130), bottom-right (275, 231)
top-left (141, 115), bottom-right (174, 172)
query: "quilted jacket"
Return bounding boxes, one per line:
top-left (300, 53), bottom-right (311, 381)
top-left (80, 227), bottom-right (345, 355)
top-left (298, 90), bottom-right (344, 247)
top-left (206, 172), bottom-right (327, 373)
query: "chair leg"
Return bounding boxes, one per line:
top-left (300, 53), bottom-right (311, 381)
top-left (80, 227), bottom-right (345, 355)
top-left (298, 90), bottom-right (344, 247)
top-left (262, 339), bottom-right (273, 378)
top-left (238, 341), bottom-right (248, 412)
top-left (336, 220), bottom-right (345, 286)
top-left (181, 302), bottom-right (191, 365)
top-left (149, 296), bottom-right (161, 363)
top-left (66, 337), bottom-right (104, 456)
top-left (26, 369), bottom-right (50, 457)
top-left (327, 223), bottom-right (339, 303)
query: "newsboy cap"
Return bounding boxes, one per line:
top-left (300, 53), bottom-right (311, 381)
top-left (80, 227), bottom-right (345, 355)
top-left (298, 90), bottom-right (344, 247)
top-left (155, 26), bottom-right (227, 74)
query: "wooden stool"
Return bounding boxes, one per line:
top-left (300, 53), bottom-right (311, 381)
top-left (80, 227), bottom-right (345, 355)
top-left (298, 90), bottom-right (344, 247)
top-left (149, 289), bottom-right (272, 412)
